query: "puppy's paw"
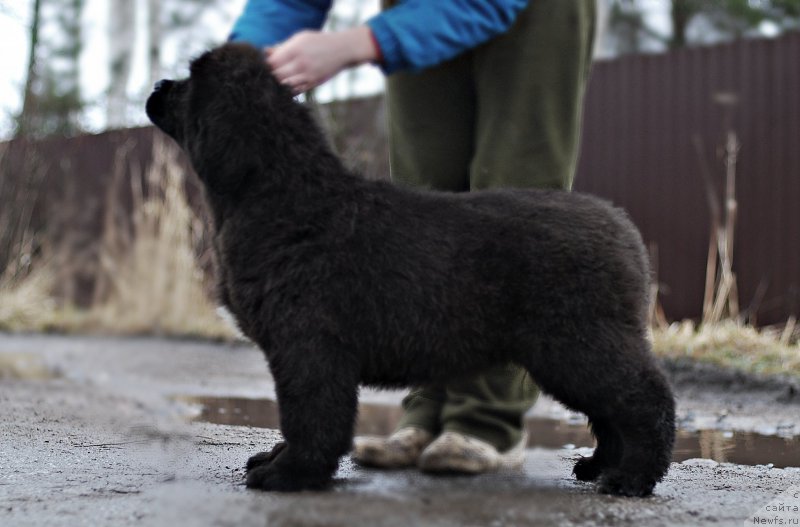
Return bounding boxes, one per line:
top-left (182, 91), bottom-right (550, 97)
top-left (597, 471), bottom-right (656, 497)
top-left (245, 463), bottom-right (331, 492)
top-left (246, 441), bottom-right (287, 470)
top-left (572, 455), bottom-right (604, 482)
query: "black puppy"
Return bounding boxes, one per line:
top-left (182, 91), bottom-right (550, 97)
top-left (146, 44), bottom-right (675, 497)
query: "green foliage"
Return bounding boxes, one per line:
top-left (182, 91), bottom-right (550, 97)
top-left (607, 0), bottom-right (800, 55)
top-left (15, 0), bottom-right (85, 139)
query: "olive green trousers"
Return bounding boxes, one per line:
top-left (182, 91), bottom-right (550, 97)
top-left (386, 0), bottom-right (596, 452)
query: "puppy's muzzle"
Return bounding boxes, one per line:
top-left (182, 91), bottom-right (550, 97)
top-left (153, 79), bottom-right (173, 93)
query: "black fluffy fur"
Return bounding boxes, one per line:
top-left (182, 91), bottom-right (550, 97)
top-left (146, 43), bottom-right (676, 497)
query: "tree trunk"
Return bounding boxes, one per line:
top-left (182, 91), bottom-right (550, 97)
top-left (670, 0), bottom-right (702, 49)
top-left (147, 0), bottom-right (162, 90)
top-left (56, 0), bottom-right (85, 135)
top-left (107, 0), bottom-right (136, 129)
top-left (16, 0), bottom-right (43, 138)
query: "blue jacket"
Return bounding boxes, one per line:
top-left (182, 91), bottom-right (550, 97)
top-left (229, 0), bottom-right (529, 74)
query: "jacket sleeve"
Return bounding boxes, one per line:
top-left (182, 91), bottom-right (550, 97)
top-left (229, 0), bottom-right (333, 48)
top-left (367, 0), bottom-right (530, 74)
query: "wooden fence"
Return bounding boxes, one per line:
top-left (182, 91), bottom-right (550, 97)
top-left (1, 32), bottom-right (798, 323)
top-left (575, 31), bottom-right (800, 325)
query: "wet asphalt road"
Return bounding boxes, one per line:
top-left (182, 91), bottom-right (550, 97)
top-left (1, 334), bottom-right (799, 526)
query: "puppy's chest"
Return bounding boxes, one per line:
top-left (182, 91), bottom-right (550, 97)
top-left (216, 271), bottom-right (277, 348)
top-left (214, 242), bottom-right (300, 319)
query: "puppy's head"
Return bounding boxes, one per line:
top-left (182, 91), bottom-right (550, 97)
top-left (145, 77), bottom-right (187, 142)
top-left (145, 44), bottom-right (290, 194)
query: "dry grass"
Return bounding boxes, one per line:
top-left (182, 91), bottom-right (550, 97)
top-left (0, 137), bottom-right (235, 340)
top-left (0, 259), bottom-right (86, 333)
top-left (81, 137), bottom-right (234, 339)
top-left (650, 127), bottom-right (800, 379)
top-left (0, 265), bottom-right (59, 332)
top-left (652, 320), bottom-right (800, 378)
top-left (0, 142), bottom-right (64, 333)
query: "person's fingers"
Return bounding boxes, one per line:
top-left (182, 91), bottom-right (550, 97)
top-left (282, 74), bottom-right (313, 94)
top-left (271, 61), bottom-right (300, 83)
top-left (260, 30), bottom-right (340, 91)
top-left (266, 48), bottom-right (292, 71)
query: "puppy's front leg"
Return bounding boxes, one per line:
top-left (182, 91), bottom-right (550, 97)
top-left (245, 345), bottom-right (359, 491)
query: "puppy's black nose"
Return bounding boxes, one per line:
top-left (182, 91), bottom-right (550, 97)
top-left (153, 79), bottom-right (172, 92)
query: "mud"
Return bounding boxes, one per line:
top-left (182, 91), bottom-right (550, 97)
top-left (1, 333), bottom-right (799, 526)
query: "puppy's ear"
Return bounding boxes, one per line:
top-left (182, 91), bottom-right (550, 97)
top-left (189, 51), bottom-right (211, 77)
top-left (184, 47), bottom-right (262, 196)
top-left (190, 44), bottom-right (268, 86)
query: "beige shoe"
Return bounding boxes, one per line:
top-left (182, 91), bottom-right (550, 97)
top-left (351, 427), bottom-right (434, 468)
top-left (417, 431), bottom-right (527, 474)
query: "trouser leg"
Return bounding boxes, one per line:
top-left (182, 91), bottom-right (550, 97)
top-left (438, 0), bottom-right (596, 451)
top-left (385, 53), bottom-right (473, 191)
top-left (396, 385), bottom-right (445, 434)
top-left (386, 0), bottom-right (596, 451)
top-left (386, 56), bottom-right (539, 449)
top-left (469, 0), bottom-right (596, 191)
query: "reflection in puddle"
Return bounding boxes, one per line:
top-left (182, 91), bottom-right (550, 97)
top-left (181, 395), bottom-right (800, 468)
top-left (0, 353), bottom-right (60, 380)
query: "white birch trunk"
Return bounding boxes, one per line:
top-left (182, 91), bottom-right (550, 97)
top-left (594, 0), bottom-right (612, 59)
top-left (106, 0), bottom-right (136, 129)
top-left (147, 0), bottom-right (161, 90)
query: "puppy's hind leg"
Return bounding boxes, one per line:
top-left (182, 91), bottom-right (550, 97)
top-left (572, 419), bottom-right (622, 482)
top-left (597, 362), bottom-right (675, 497)
top-left (245, 342), bottom-right (360, 492)
top-left (519, 331), bottom-right (675, 497)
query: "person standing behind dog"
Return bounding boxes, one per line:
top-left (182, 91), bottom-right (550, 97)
top-left (229, 0), bottom-right (596, 473)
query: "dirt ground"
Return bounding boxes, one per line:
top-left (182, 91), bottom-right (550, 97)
top-left (1, 333), bottom-right (799, 527)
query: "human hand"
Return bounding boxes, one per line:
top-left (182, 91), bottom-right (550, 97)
top-left (266, 26), bottom-right (379, 94)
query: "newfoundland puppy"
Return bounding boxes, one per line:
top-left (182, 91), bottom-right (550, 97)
top-left (146, 43), bottom-right (675, 497)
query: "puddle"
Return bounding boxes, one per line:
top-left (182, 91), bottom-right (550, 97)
top-left (181, 395), bottom-right (800, 469)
